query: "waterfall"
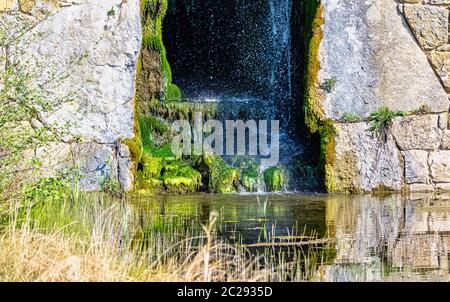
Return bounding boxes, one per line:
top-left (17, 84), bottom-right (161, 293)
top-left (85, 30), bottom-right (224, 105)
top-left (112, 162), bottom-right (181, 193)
top-left (165, 0), bottom-right (309, 191)
top-left (268, 0), bottom-right (293, 103)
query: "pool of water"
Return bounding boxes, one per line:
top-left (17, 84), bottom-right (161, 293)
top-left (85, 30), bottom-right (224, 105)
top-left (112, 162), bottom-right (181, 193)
top-left (130, 192), bottom-right (450, 282)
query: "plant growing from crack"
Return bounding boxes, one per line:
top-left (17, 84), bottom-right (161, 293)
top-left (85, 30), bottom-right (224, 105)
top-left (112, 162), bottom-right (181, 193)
top-left (321, 76), bottom-right (337, 93)
top-left (368, 106), bottom-right (405, 132)
top-left (107, 6), bottom-right (116, 18)
top-left (341, 112), bottom-right (363, 123)
top-left (409, 104), bottom-right (431, 115)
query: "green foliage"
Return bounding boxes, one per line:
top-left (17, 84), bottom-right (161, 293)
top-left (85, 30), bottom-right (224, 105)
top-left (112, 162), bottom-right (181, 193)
top-left (321, 76), bottom-right (337, 93)
top-left (341, 112), bottom-right (362, 123)
top-left (165, 83), bottom-right (182, 101)
top-left (99, 172), bottom-right (121, 196)
top-left (369, 106), bottom-right (405, 132)
top-left (0, 17), bottom-right (78, 204)
top-left (98, 159), bottom-right (122, 195)
top-left (107, 6), bottom-right (116, 17)
top-left (23, 176), bottom-right (68, 201)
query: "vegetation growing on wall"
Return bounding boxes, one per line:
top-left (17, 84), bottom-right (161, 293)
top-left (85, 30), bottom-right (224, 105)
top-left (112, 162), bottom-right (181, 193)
top-left (134, 0), bottom-right (335, 194)
top-left (141, 0), bottom-right (181, 101)
top-left (133, 0), bottom-right (241, 194)
top-left (301, 2), bottom-right (337, 193)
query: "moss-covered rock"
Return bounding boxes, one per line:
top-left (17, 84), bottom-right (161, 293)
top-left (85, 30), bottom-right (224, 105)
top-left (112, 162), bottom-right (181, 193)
top-left (264, 167), bottom-right (285, 192)
top-left (165, 83), bottom-right (182, 101)
top-left (145, 98), bottom-right (217, 122)
top-left (137, 152), bottom-right (202, 194)
top-left (203, 155), bottom-right (240, 193)
top-left (230, 156), bottom-right (261, 192)
top-left (135, 115), bottom-right (202, 194)
top-left (161, 160), bottom-right (202, 193)
top-left (241, 169), bottom-right (259, 192)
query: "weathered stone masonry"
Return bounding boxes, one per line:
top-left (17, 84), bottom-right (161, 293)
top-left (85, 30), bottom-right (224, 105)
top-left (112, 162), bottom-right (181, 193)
top-left (1, 0), bottom-right (141, 190)
top-left (2, 0), bottom-right (449, 193)
top-left (322, 0), bottom-right (450, 193)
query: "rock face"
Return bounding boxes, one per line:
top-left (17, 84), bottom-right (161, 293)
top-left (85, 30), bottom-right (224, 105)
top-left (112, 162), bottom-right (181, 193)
top-left (320, 0), bottom-right (448, 119)
top-left (332, 123), bottom-right (404, 193)
top-left (2, 0), bottom-right (449, 194)
top-left (1, 0), bottom-right (142, 191)
top-left (320, 0), bottom-right (450, 192)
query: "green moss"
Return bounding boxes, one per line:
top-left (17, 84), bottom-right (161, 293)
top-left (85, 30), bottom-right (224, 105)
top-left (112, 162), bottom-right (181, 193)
top-left (304, 3), bottom-right (325, 134)
top-left (123, 135), bottom-right (143, 165)
top-left (147, 98), bottom-right (217, 121)
top-left (301, 3), bottom-right (339, 193)
top-left (203, 155), bottom-right (240, 194)
top-left (165, 83), bottom-right (182, 101)
top-left (318, 119), bottom-right (337, 193)
top-left (137, 151), bottom-right (202, 193)
top-left (139, 115), bottom-right (168, 138)
top-left (161, 45), bottom-right (173, 83)
top-left (137, 175), bottom-right (163, 193)
top-left (263, 167), bottom-right (285, 192)
top-left (230, 156), bottom-right (260, 192)
top-left (161, 160), bottom-right (202, 193)
top-left (140, 0), bottom-right (176, 93)
top-left (142, 34), bottom-right (164, 52)
top-left (241, 169), bottom-right (259, 192)
top-left (137, 115), bottom-right (154, 151)
top-left (140, 153), bottom-right (163, 178)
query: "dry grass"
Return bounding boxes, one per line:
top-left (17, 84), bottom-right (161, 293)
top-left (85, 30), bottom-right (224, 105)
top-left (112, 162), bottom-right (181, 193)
top-left (0, 225), bottom-right (276, 282)
top-left (0, 194), bottom-right (325, 282)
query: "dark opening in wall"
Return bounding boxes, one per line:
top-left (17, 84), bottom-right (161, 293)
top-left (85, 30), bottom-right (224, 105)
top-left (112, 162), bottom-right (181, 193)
top-left (163, 0), bottom-right (324, 192)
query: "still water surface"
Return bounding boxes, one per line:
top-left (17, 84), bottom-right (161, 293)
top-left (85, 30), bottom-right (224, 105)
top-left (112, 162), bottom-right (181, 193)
top-left (130, 193), bottom-right (450, 282)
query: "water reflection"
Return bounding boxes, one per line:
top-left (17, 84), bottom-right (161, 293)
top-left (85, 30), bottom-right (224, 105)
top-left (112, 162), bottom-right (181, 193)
top-left (130, 193), bottom-right (450, 281)
top-left (322, 194), bottom-right (450, 281)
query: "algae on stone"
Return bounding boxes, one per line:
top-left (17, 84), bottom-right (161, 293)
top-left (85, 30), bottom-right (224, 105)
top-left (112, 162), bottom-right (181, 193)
top-left (264, 167), bottom-right (285, 192)
top-left (203, 155), bottom-right (240, 194)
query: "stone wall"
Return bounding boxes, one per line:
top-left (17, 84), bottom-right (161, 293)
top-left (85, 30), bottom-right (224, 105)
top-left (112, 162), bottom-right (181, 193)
top-left (0, 0), bottom-right (142, 190)
top-left (320, 0), bottom-right (450, 193)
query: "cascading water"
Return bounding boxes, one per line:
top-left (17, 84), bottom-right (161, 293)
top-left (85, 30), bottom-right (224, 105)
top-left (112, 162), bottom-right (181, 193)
top-left (164, 0), bottom-right (321, 192)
